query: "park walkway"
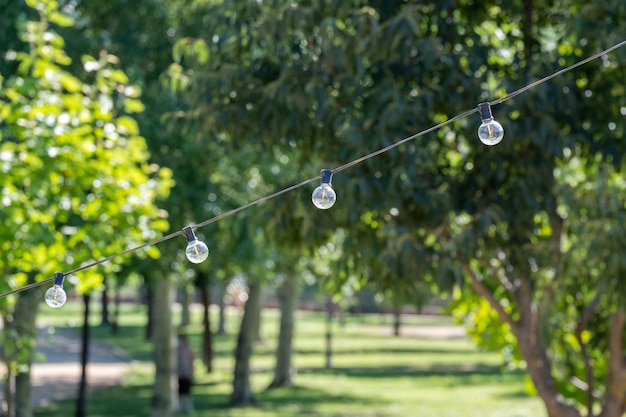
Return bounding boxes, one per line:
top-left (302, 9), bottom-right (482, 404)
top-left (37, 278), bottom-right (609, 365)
top-left (0, 326), bottom-right (131, 409)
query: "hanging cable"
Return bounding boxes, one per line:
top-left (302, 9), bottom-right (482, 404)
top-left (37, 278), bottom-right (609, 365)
top-left (1, 38), bottom-right (624, 301)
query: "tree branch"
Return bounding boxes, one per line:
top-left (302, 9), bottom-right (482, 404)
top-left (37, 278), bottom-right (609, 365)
top-left (577, 289), bottom-right (604, 331)
top-left (464, 265), bottom-right (517, 330)
top-left (487, 259), bottom-right (517, 298)
top-left (575, 288), bottom-right (603, 417)
top-left (599, 309), bottom-right (626, 417)
top-left (514, 268), bottom-right (537, 346)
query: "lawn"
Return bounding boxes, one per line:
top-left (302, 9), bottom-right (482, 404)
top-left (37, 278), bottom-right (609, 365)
top-left (35, 301), bottom-right (546, 417)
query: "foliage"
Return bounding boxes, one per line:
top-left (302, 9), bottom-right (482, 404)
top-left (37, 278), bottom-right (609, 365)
top-left (166, 0), bottom-right (466, 306)
top-left (166, 0), bottom-right (626, 414)
top-left (2, 0), bottom-right (624, 414)
top-left (441, 0), bottom-right (626, 411)
top-left (0, 0), bottom-right (173, 302)
top-left (56, 0), bottom-right (293, 289)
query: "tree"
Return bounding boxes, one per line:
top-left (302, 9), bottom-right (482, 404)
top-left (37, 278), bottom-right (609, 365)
top-left (167, 1), bottom-right (626, 416)
top-left (47, 2), bottom-right (214, 414)
top-left (230, 280), bottom-right (262, 405)
top-left (267, 262), bottom-right (300, 388)
top-left (76, 294), bottom-right (90, 417)
top-left (0, 1), bottom-right (172, 416)
top-left (59, 0), bottom-right (324, 404)
top-left (151, 270), bottom-right (176, 417)
top-left (1, 283), bottom-right (43, 417)
top-left (442, 2), bottom-right (626, 416)
top-left (196, 270), bottom-right (214, 372)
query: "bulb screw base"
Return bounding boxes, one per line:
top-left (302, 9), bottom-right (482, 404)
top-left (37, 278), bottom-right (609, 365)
top-left (320, 169), bottom-right (333, 185)
top-left (182, 226), bottom-right (198, 243)
top-left (477, 102), bottom-right (494, 121)
top-left (53, 272), bottom-right (65, 287)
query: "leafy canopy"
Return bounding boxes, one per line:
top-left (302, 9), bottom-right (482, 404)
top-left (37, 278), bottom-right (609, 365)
top-left (0, 0), bottom-right (173, 301)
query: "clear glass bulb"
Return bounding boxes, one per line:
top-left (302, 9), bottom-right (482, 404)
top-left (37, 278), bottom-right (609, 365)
top-left (478, 119), bottom-right (504, 146)
top-left (312, 183), bottom-right (336, 209)
top-left (45, 285), bottom-right (67, 308)
top-left (182, 226), bottom-right (210, 264)
top-left (312, 169), bottom-right (336, 210)
top-left (477, 102), bottom-right (504, 146)
top-left (186, 239), bottom-right (210, 263)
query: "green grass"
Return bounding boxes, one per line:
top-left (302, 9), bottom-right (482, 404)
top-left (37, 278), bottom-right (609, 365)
top-left (35, 301), bottom-right (546, 417)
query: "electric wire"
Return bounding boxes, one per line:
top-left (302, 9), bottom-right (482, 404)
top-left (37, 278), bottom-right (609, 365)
top-left (1, 38), bottom-right (624, 300)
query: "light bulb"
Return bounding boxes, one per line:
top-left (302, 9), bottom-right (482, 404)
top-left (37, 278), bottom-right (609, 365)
top-left (45, 272), bottom-right (67, 308)
top-left (312, 169), bottom-right (336, 210)
top-left (182, 226), bottom-right (209, 264)
top-left (477, 102), bottom-right (504, 146)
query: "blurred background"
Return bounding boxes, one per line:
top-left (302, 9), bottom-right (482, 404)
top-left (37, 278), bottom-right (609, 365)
top-left (1, 1), bottom-right (625, 416)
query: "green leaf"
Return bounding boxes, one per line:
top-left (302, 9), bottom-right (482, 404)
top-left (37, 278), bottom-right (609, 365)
top-left (116, 115), bottom-right (139, 135)
top-left (49, 11), bottom-right (74, 27)
top-left (124, 98), bottom-right (145, 113)
top-left (59, 73), bottom-right (81, 92)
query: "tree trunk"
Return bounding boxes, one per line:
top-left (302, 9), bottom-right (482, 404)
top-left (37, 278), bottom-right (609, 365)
top-left (2, 363), bottom-right (15, 417)
top-left (516, 333), bottom-right (581, 417)
top-left (14, 372), bottom-right (31, 417)
top-left (467, 266), bottom-right (581, 417)
top-left (180, 285), bottom-right (191, 328)
top-left (267, 275), bottom-right (298, 389)
top-left (325, 299), bottom-right (333, 370)
top-left (9, 286), bottom-right (44, 417)
top-left (200, 283), bottom-right (213, 373)
top-left (598, 310), bottom-right (626, 417)
top-left (111, 280), bottom-right (121, 335)
top-left (145, 282), bottom-right (155, 341)
top-left (151, 272), bottom-right (175, 417)
top-left (393, 307), bottom-right (401, 337)
top-left (3, 370), bottom-right (15, 417)
top-left (230, 280), bottom-right (262, 405)
top-left (217, 282), bottom-right (227, 335)
top-left (1, 310), bottom-right (15, 416)
top-left (101, 278), bottom-right (109, 326)
top-left (76, 294), bottom-right (91, 417)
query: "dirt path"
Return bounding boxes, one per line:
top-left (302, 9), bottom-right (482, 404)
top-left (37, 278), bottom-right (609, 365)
top-left (1, 326), bottom-right (131, 409)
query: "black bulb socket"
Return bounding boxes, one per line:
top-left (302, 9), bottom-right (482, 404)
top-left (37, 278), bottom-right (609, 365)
top-left (53, 272), bottom-right (65, 287)
top-left (182, 226), bottom-right (198, 243)
top-left (320, 169), bottom-right (333, 185)
top-left (477, 102), bottom-right (494, 121)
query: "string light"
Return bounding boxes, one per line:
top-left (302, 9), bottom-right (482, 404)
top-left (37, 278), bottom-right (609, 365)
top-left (182, 226), bottom-right (210, 264)
top-left (0, 38), bottom-right (623, 306)
top-left (477, 102), bottom-right (504, 146)
top-left (312, 169), bottom-right (336, 209)
top-left (44, 272), bottom-right (67, 308)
